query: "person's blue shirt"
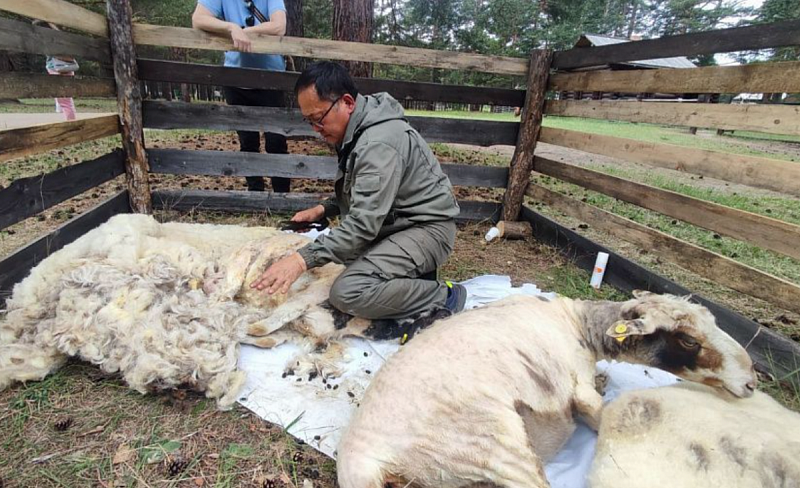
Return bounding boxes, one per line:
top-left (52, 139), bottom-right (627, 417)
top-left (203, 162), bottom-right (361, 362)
top-left (197, 0), bottom-right (286, 71)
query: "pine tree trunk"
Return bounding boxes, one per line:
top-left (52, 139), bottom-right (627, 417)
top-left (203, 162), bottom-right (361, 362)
top-left (332, 0), bottom-right (375, 78)
top-left (286, 0), bottom-right (306, 73)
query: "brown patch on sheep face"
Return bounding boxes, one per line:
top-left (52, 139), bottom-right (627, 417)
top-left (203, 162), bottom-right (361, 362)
top-left (513, 400), bottom-right (574, 462)
top-left (516, 349), bottom-right (555, 394)
top-left (612, 397), bottom-right (661, 435)
top-left (688, 443), bottom-right (710, 472)
top-left (720, 436), bottom-right (748, 469)
top-left (10, 357), bottom-right (24, 365)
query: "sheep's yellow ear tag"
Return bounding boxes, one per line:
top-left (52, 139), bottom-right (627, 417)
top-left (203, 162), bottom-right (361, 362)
top-left (614, 323), bottom-right (628, 343)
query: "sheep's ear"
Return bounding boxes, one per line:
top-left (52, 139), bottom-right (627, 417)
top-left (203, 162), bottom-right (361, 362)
top-left (632, 289), bottom-right (653, 299)
top-left (606, 319), bottom-right (657, 339)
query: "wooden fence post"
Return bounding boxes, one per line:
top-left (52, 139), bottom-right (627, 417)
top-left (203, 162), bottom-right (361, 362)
top-left (106, 0), bottom-right (151, 213)
top-left (502, 49), bottom-right (552, 221)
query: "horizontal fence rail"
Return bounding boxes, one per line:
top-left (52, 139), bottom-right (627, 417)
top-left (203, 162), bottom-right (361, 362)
top-left (147, 149), bottom-right (509, 187)
top-left (0, 0), bottom-right (109, 37)
top-left (0, 191), bottom-right (130, 308)
top-left (133, 24), bottom-right (529, 76)
top-left (137, 59), bottom-right (526, 107)
top-left (553, 19), bottom-right (800, 70)
top-left (0, 115), bottom-right (121, 163)
top-left (549, 60), bottom-right (800, 94)
top-left (539, 128), bottom-right (800, 197)
top-left (519, 205), bottom-right (800, 377)
top-left (0, 72), bottom-right (117, 99)
top-left (142, 101), bottom-right (520, 147)
top-left (152, 189), bottom-right (502, 222)
top-left (526, 184), bottom-right (800, 314)
top-left (0, 17), bottom-right (111, 64)
top-left (545, 100), bottom-right (800, 136)
top-left (0, 150), bottom-right (125, 231)
top-left (533, 156), bottom-right (800, 261)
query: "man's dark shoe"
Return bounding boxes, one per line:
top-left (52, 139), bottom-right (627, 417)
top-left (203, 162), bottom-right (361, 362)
top-left (444, 281), bottom-right (467, 314)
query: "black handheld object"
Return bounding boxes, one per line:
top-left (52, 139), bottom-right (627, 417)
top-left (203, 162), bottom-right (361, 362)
top-left (279, 218), bottom-right (329, 233)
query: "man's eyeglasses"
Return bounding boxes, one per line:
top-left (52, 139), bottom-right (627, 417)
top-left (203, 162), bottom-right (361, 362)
top-left (304, 97), bottom-right (342, 129)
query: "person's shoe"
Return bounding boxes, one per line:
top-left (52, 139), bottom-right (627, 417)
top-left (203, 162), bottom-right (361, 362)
top-left (444, 281), bottom-right (467, 314)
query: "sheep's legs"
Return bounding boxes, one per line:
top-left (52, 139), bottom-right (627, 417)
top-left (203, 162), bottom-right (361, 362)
top-left (574, 382), bottom-right (604, 431)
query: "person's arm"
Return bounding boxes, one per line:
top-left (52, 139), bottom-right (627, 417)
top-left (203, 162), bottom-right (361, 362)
top-left (192, 3), bottom-right (254, 52)
top-left (243, 10), bottom-right (287, 37)
top-left (297, 142), bottom-right (403, 268)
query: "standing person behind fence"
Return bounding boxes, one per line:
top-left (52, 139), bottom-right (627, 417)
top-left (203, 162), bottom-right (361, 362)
top-left (32, 20), bottom-right (79, 121)
top-left (191, 0), bottom-right (291, 192)
top-left (251, 61), bottom-right (468, 321)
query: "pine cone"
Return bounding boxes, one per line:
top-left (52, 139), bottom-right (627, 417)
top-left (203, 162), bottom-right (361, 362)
top-left (292, 451), bottom-right (303, 463)
top-left (167, 458), bottom-right (189, 477)
top-left (53, 417), bottom-right (73, 432)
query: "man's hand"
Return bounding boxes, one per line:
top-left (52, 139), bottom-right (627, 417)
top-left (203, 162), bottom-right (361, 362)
top-left (250, 252), bottom-right (307, 295)
top-left (230, 25), bottom-right (252, 52)
top-left (292, 205), bottom-right (325, 223)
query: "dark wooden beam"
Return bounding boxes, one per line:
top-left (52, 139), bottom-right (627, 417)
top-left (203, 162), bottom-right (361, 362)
top-left (0, 17), bottom-right (111, 63)
top-left (148, 149), bottom-right (509, 187)
top-left (137, 59), bottom-right (526, 106)
top-left (502, 49), bottom-right (552, 221)
top-left (142, 101), bottom-right (520, 147)
top-left (152, 189), bottom-right (501, 222)
top-left (0, 72), bottom-right (116, 99)
top-left (519, 205), bottom-right (800, 378)
top-left (106, 0), bottom-right (151, 213)
top-left (0, 191), bottom-right (130, 308)
top-left (553, 19), bottom-right (800, 70)
top-left (0, 150), bottom-right (125, 231)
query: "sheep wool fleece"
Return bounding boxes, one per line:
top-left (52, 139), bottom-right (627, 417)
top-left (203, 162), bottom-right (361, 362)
top-left (297, 93), bottom-right (460, 320)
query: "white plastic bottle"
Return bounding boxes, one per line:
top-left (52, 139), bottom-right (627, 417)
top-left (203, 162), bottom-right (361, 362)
top-left (590, 252), bottom-right (610, 289)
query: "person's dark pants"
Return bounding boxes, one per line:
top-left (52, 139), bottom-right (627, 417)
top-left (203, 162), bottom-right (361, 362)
top-left (223, 86), bottom-right (290, 192)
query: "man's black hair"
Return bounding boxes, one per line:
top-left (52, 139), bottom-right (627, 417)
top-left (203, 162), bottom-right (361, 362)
top-left (294, 61), bottom-right (359, 101)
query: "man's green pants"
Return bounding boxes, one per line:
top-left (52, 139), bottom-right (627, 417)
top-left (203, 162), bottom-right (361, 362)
top-left (328, 220), bottom-right (457, 320)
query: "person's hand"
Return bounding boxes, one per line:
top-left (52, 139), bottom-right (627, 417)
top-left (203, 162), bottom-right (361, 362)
top-left (292, 205), bottom-right (325, 223)
top-left (250, 252), bottom-right (307, 295)
top-left (230, 25), bottom-right (252, 52)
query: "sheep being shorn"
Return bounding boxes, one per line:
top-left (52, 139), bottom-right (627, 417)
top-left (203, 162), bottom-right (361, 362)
top-left (0, 214), bottom-right (450, 408)
top-left (0, 214), bottom-right (347, 408)
top-left (336, 291), bottom-right (757, 488)
top-left (589, 382), bottom-right (800, 488)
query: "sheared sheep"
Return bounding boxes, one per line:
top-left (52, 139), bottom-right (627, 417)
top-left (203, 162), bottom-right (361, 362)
top-left (336, 291), bottom-right (757, 488)
top-left (589, 382), bottom-right (800, 488)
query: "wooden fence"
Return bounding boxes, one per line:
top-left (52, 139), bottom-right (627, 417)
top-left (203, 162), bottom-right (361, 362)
top-left (0, 0), bottom-right (799, 375)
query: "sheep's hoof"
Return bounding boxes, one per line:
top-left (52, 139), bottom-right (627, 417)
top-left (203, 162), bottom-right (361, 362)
top-left (595, 372), bottom-right (610, 394)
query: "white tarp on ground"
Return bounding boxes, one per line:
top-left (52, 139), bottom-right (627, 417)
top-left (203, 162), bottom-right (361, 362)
top-left (237, 273), bottom-right (678, 487)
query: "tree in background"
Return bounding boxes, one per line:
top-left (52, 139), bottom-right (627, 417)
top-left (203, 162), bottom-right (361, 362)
top-left (333, 0), bottom-right (376, 78)
top-left (285, 0), bottom-right (306, 72)
top-left (756, 0), bottom-right (800, 61)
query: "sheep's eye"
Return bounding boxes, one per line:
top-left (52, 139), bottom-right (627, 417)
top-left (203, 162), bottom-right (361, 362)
top-left (677, 334), bottom-right (699, 349)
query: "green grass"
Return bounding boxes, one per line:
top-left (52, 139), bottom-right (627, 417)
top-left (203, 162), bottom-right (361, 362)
top-left (0, 98), bottom-right (118, 114)
top-left (725, 130), bottom-right (800, 144)
top-left (542, 117), bottom-right (800, 163)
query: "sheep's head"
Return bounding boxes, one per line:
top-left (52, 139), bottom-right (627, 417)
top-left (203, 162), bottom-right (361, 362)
top-left (606, 291), bottom-right (756, 398)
